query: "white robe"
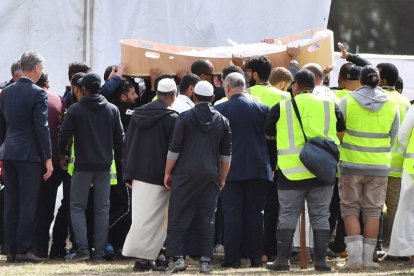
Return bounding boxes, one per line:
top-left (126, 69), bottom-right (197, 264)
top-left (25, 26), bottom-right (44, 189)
top-left (388, 171), bottom-right (414, 256)
top-left (388, 105), bottom-right (414, 257)
top-left (122, 180), bottom-right (170, 260)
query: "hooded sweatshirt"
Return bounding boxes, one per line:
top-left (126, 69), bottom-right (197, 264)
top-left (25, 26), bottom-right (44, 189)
top-left (167, 102), bottom-right (232, 185)
top-left (122, 99), bottom-right (178, 185)
top-left (339, 85), bottom-right (399, 176)
top-left (59, 94), bottom-right (124, 171)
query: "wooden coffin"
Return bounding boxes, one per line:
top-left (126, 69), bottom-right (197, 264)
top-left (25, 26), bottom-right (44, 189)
top-left (120, 29), bottom-right (334, 76)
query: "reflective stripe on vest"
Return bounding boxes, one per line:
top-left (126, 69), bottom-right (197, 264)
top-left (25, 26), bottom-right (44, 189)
top-left (249, 85), bottom-right (291, 107)
top-left (403, 134), bottom-right (414, 182)
top-left (276, 93), bottom-right (339, 181)
top-left (384, 88), bottom-right (410, 177)
top-left (339, 95), bottom-right (396, 171)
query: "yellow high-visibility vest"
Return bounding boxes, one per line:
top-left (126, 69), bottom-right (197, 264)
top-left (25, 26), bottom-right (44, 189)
top-left (403, 126), bottom-right (414, 182)
top-left (67, 143), bottom-right (118, 185)
top-left (249, 85), bottom-right (290, 107)
top-left (335, 88), bottom-right (351, 99)
top-left (277, 93), bottom-right (339, 180)
top-left (340, 95), bottom-right (397, 172)
top-left (383, 88), bottom-right (410, 177)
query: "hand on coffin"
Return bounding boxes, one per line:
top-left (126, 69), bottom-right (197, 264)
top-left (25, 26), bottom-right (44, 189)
top-left (150, 68), bottom-right (161, 91)
top-left (323, 65), bottom-right (334, 75)
top-left (176, 69), bottom-right (188, 81)
top-left (231, 54), bottom-right (244, 70)
top-left (287, 46), bottom-right (300, 60)
top-left (116, 63), bottom-right (126, 79)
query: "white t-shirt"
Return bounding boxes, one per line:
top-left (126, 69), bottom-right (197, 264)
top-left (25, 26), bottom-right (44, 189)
top-left (172, 94), bottom-right (195, 113)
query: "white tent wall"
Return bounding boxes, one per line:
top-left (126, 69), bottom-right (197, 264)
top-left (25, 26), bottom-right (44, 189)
top-left (92, 0), bottom-right (331, 82)
top-left (331, 53), bottom-right (414, 100)
top-left (0, 1), bottom-right (85, 94)
top-left (0, 0), bottom-right (331, 94)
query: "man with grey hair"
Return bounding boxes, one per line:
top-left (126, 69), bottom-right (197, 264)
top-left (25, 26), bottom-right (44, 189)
top-left (0, 51), bottom-right (53, 263)
top-left (216, 72), bottom-right (273, 268)
top-left (0, 60), bottom-right (22, 89)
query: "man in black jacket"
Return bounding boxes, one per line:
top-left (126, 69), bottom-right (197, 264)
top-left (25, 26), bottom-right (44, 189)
top-left (0, 51), bottom-right (53, 263)
top-left (59, 72), bottom-right (124, 262)
top-left (122, 78), bottom-right (178, 272)
top-left (164, 80), bottom-right (232, 274)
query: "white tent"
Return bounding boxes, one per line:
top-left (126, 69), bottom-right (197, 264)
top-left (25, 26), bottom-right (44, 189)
top-left (332, 53), bottom-right (414, 100)
top-left (0, 0), bottom-right (331, 94)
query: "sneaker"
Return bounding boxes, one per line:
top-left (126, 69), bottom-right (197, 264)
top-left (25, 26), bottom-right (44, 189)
top-left (64, 248), bottom-right (77, 261)
top-left (167, 257), bottom-right (187, 273)
top-left (133, 259), bottom-right (151, 272)
top-left (153, 254), bottom-right (168, 271)
top-left (65, 251), bottom-right (90, 262)
top-left (326, 247), bottom-right (340, 259)
top-left (104, 243), bottom-right (114, 261)
top-left (199, 261), bottom-right (212, 274)
top-left (49, 247), bottom-right (68, 259)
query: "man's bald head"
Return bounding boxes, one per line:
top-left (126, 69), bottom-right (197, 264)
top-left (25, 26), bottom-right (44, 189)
top-left (302, 63), bottom-right (323, 85)
top-left (191, 59), bottom-right (214, 84)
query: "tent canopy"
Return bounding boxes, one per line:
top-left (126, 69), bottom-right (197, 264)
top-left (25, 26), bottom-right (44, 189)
top-left (0, 0), bottom-right (331, 94)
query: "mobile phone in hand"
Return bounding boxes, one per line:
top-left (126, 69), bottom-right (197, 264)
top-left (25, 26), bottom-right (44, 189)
top-left (337, 42), bottom-right (345, 51)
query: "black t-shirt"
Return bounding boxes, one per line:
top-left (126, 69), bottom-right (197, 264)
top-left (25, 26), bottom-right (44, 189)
top-left (264, 100), bottom-right (346, 189)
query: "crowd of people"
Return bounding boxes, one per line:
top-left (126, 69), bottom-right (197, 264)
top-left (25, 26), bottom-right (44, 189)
top-left (0, 42), bottom-right (413, 274)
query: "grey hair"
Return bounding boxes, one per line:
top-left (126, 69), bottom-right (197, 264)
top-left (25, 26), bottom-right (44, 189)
top-left (20, 51), bottom-right (45, 72)
top-left (224, 72), bottom-right (246, 90)
top-left (10, 59), bottom-right (21, 75)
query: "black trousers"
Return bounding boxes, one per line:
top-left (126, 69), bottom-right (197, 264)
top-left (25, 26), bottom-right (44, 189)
top-left (34, 166), bottom-right (65, 257)
top-left (328, 181), bottom-right (346, 252)
top-left (214, 199), bottom-right (224, 246)
top-left (166, 180), bottom-right (220, 258)
top-left (50, 171), bottom-right (76, 251)
top-left (0, 181), bottom-right (4, 252)
top-left (263, 174), bottom-right (279, 257)
top-left (221, 178), bottom-right (268, 264)
top-left (108, 181), bottom-right (131, 251)
top-left (3, 160), bottom-right (42, 254)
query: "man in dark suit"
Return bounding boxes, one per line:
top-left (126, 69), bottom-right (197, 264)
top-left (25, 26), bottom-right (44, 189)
top-left (0, 51), bottom-right (53, 263)
top-left (215, 72), bottom-right (274, 267)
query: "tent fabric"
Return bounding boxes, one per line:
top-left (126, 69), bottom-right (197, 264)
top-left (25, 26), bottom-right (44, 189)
top-left (0, 0), bottom-right (332, 94)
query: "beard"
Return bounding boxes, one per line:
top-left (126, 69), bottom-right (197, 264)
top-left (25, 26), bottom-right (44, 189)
top-left (249, 77), bottom-right (256, 87)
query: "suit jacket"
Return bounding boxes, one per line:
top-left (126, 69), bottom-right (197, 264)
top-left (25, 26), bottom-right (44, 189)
top-left (215, 93), bottom-right (273, 182)
top-left (0, 77), bottom-right (51, 162)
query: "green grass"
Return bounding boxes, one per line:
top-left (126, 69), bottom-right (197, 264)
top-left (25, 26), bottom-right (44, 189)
top-left (1, 257), bottom-right (414, 276)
